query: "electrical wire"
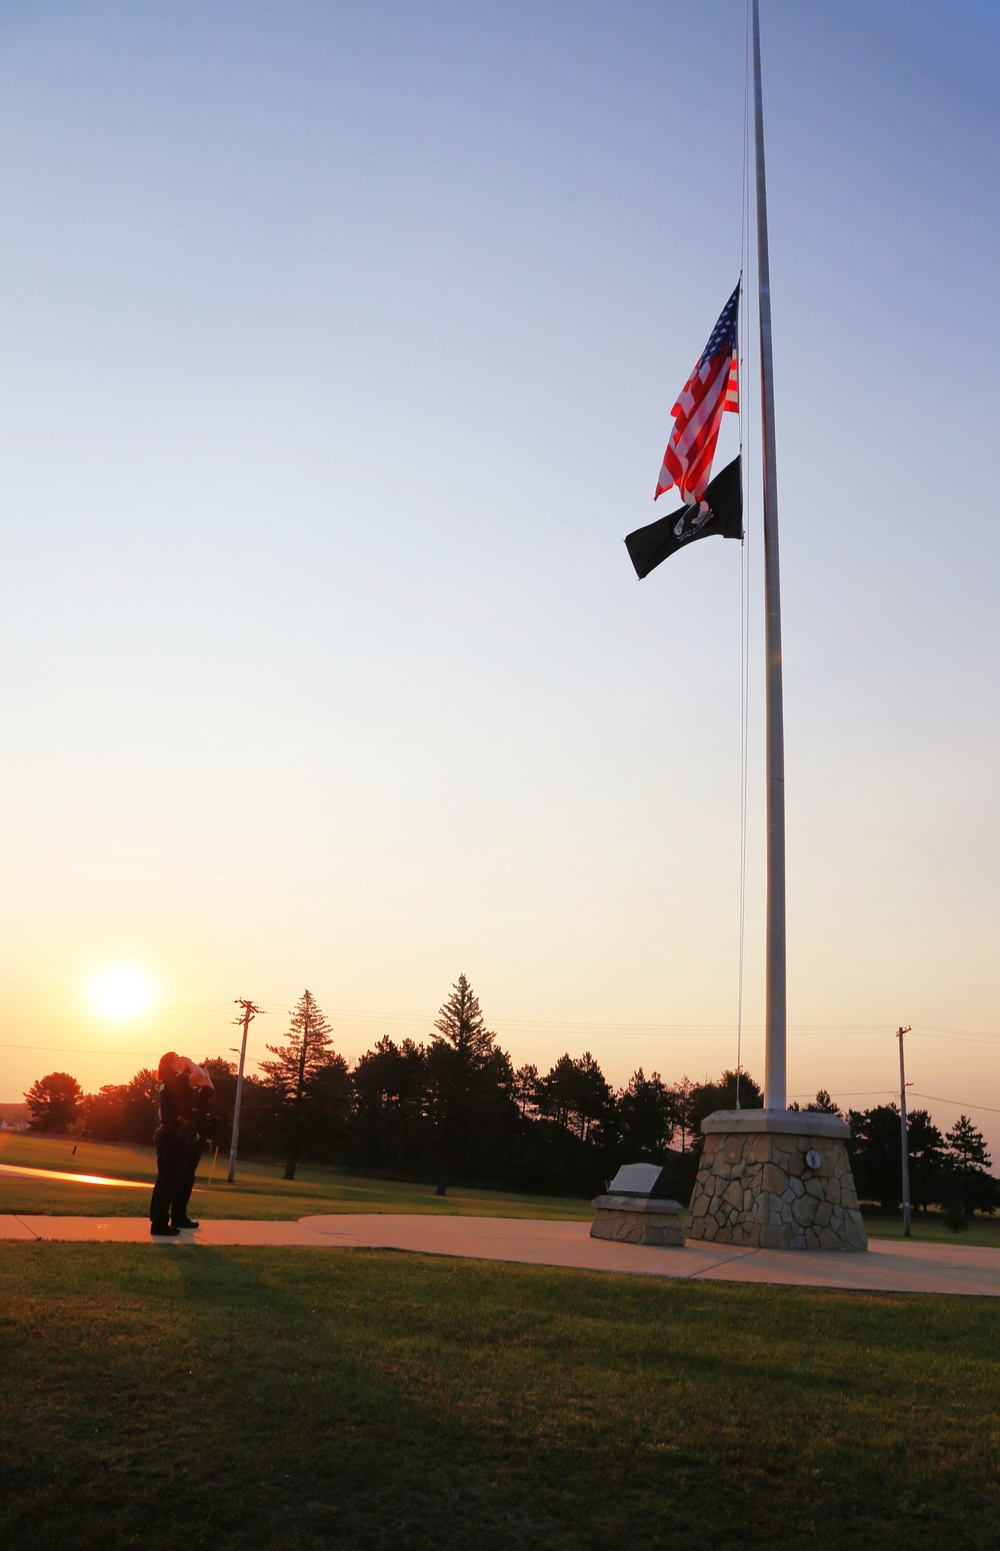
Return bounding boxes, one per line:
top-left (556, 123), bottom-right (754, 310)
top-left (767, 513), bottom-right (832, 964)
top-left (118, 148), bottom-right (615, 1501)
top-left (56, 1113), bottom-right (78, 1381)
top-left (2, 1023), bottom-right (999, 1050)
top-left (910, 1092), bottom-right (1000, 1118)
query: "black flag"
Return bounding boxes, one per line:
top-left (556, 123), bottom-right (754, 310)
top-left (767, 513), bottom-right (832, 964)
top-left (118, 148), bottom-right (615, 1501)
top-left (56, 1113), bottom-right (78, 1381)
top-left (625, 456), bottom-right (743, 579)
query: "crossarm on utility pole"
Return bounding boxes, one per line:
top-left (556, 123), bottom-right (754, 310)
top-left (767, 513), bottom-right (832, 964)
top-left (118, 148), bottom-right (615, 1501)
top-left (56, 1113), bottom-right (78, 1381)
top-left (228, 999), bottom-right (262, 1184)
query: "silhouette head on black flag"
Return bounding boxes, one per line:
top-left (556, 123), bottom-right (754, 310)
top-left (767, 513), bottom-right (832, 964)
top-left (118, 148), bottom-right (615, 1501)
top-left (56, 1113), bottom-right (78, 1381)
top-left (625, 456), bottom-right (743, 579)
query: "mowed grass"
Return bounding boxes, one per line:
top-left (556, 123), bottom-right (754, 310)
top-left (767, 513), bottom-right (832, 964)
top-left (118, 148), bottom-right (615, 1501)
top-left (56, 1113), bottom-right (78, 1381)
top-left (857, 1210), bottom-right (1000, 1247)
top-left (0, 1132), bottom-right (592, 1221)
top-left (1, 1245), bottom-right (998, 1551)
top-left (4, 1133), bottom-right (1000, 1245)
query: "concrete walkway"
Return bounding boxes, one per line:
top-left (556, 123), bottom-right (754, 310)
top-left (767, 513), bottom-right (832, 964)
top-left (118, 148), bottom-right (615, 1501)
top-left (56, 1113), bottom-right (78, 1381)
top-left (2, 1212), bottom-right (999, 1297)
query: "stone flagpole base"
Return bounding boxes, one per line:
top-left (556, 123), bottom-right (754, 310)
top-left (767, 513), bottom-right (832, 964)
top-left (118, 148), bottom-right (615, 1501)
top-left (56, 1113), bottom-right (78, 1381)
top-left (687, 1110), bottom-right (867, 1252)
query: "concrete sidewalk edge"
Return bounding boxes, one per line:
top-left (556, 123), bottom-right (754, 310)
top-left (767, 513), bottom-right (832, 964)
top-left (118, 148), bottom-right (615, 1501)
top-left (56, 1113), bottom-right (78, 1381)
top-left (2, 1213), bottom-right (998, 1297)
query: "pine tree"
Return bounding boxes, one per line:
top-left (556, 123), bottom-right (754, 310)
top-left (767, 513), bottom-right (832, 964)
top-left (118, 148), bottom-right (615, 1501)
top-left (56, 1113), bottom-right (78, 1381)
top-left (669, 1076), bottom-right (696, 1153)
top-left (945, 1115), bottom-right (992, 1212)
top-left (848, 1103), bottom-right (903, 1210)
top-left (807, 1089), bottom-right (843, 1116)
top-left (259, 990), bottom-right (335, 1180)
top-left (618, 1069), bottom-right (674, 1159)
top-left (432, 974), bottom-right (495, 1062)
top-left (946, 1114), bottom-right (991, 1173)
top-left (429, 974), bottom-right (496, 1195)
top-left (351, 1037), bottom-right (428, 1170)
top-left (513, 1064), bottom-right (540, 1120)
top-left (906, 1109), bottom-right (946, 1212)
top-left (537, 1053), bottom-right (612, 1143)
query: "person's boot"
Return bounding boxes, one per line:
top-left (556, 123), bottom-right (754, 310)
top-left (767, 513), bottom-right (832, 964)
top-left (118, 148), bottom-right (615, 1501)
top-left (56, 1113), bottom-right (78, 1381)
top-left (151, 1223), bottom-right (181, 1237)
top-left (172, 1217), bottom-right (199, 1229)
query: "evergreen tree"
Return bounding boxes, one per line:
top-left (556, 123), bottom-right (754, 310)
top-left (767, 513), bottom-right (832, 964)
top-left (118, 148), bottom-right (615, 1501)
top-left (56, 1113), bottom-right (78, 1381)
top-left (617, 1069), bottom-right (674, 1160)
top-left (807, 1089), bottom-right (843, 1116)
top-left (848, 1104), bottom-right (902, 1210)
top-left (513, 1064), bottom-right (540, 1120)
top-left (906, 1109), bottom-right (946, 1212)
top-left (668, 1076), bottom-right (697, 1153)
top-left (536, 1055), bottom-right (577, 1131)
top-left (683, 1069), bottom-right (763, 1156)
top-left (531, 1052), bottom-right (616, 1193)
top-left (537, 1053), bottom-right (613, 1144)
top-left (429, 974), bottom-right (500, 1194)
top-left (351, 1037), bottom-right (428, 1170)
top-left (304, 1053), bottom-right (353, 1163)
top-left (433, 974), bottom-right (494, 1062)
top-left (946, 1114), bottom-right (991, 1173)
top-left (259, 990), bottom-right (336, 1180)
top-left (945, 1115), bottom-right (994, 1212)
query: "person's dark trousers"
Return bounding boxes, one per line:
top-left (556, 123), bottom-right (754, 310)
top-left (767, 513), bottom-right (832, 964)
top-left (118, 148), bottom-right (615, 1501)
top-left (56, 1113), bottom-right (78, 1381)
top-left (150, 1124), bottom-right (189, 1229)
top-left (171, 1137), bottom-right (206, 1226)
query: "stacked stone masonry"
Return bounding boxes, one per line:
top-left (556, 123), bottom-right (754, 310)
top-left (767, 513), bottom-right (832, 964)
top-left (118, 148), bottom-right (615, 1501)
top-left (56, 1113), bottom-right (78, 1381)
top-left (590, 1195), bottom-right (685, 1247)
top-left (688, 1129), bottom-right (867, 1251)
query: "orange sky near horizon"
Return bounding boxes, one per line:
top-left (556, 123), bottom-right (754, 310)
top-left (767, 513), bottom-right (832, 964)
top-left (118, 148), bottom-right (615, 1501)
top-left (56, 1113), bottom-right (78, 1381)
top-left (4, 961), bottom-right (998, 1162)
top-left (1, 3), bottom-right (997, 1163)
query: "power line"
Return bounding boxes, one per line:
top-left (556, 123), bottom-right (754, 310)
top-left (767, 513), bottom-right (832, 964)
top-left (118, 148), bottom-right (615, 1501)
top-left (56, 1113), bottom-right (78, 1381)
top-left (912, 1029), bottom-right (1000, 1045)
top-left (788, 1089), bottom-right (894, 1099)
top-left (910, 1091), bottom-right (1000, 1118)
top-left (3, 1023), bottom-right (1000, 1056)
top-left (2, 997), bottom-right (999, 1043)
top-left (0, 1042), bottom-right (164, 1056)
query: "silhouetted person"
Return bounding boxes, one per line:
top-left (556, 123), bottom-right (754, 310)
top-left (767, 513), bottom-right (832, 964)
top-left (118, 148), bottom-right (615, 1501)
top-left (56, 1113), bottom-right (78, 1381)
top-left (170, 1082), bottom-right (220, 1230)
top-left (150, 1052), bottom-right (194, 1238)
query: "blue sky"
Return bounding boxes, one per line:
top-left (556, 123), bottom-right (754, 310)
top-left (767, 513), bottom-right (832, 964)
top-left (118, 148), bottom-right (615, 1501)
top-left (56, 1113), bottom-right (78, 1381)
top-left (1, 1), bottom-right (998, 1152)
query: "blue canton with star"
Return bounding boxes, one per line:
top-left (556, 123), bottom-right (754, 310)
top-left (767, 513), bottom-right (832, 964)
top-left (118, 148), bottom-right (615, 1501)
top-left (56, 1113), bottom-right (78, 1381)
top-left (698, 284), bottom-right (740, 366)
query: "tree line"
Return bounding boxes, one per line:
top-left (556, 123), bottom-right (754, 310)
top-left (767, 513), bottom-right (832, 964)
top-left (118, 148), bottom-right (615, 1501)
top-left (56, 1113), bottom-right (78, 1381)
top-left (23, 976), bottom-right (998, 1214)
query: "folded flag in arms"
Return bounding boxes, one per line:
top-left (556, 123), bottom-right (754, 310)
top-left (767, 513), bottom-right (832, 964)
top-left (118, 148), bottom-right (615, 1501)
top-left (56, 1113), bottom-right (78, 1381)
top-left (655, 284), bottom-right (739, 505)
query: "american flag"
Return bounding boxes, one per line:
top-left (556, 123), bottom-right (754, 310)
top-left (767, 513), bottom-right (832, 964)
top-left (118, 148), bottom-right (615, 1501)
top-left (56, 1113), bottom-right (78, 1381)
top-left (655, 284), bottom-right (740, 505)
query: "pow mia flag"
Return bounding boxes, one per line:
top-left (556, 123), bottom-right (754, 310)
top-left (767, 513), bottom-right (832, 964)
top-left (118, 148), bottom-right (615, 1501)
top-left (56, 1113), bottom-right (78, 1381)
top-left (625, 456), bottom-right (743, 580)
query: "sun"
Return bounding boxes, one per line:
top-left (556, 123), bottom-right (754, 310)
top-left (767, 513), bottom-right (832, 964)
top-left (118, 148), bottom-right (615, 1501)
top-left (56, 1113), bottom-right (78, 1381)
top-left (89, 964), bottom-right (156, 1022)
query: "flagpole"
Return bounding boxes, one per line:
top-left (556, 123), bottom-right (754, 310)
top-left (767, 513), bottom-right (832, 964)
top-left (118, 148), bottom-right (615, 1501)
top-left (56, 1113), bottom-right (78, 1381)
top-left (751, 0), bottom-right (786, 1110)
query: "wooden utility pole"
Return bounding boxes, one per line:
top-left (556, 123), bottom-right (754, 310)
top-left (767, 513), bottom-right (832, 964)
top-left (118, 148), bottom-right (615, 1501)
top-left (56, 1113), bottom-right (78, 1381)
top-left (228, 999), bottom-right (262, 1184)
top-left (897, 1025), bottom-right (913, 1237)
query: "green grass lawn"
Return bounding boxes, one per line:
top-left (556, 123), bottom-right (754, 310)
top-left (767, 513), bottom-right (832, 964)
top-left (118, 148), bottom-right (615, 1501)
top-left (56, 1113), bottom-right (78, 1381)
top-left (0, 1131), bottom-right (593, 1221)
top-left (4, 1133), bottom-right (999, 1245)
top-left (1, 1244), bottom-right (997, 1550)
top-left (857, 1210), bottom-right (1000, 1247)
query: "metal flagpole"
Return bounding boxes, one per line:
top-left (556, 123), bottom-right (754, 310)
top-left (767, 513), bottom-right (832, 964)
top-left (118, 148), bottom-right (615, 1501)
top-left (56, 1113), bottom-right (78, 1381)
top-left (751, 0), bottom-right (787, 1110)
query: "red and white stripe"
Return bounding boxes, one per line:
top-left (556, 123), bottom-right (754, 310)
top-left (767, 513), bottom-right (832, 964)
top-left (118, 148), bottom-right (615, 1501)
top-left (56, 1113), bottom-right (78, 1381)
top-left (655, 347), bottom-right (739, 505)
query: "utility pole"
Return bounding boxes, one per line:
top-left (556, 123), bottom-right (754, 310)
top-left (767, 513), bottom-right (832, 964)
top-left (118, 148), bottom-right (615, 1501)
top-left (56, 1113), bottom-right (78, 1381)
top-left (897, 1025), bottom-right (913, 1238)
top-left (228, 999), bottom-right (262, 1184)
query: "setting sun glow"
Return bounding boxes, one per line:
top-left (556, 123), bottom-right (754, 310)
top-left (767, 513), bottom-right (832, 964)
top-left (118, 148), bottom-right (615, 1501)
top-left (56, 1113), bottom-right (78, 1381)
top-left (89, 965), bottom-right (155, 1022)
